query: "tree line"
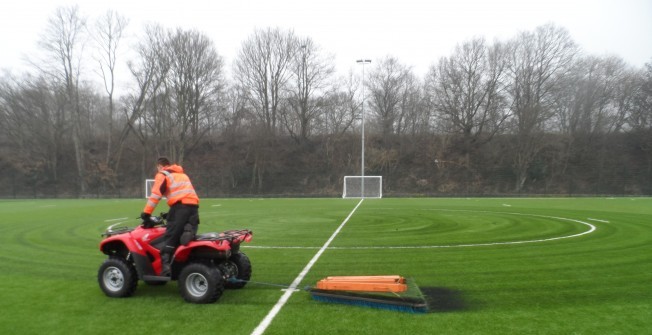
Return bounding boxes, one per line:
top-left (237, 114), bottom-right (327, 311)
top-left (1, 5), bottom-right (651, 198)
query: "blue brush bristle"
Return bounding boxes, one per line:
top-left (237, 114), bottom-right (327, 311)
top-left (310, 293), bottom-right (428, 314)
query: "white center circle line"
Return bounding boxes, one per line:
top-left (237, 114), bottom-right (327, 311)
top-left (243, 210), bottom-right (597, 250)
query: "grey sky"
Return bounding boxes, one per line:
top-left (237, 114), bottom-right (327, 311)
top-left (1, 0), bottom-right (650, 79)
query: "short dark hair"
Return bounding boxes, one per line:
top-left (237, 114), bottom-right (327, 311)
top-left (157, 157), bottom-right (171, 166)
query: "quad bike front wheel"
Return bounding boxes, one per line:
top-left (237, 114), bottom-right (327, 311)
top-left (98, 257), bottom-right (138, 298)
top-left (178, 262), bottom-right (224, 304)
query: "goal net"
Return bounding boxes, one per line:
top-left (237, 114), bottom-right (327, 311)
top-left (145, 179), bottom-right (155, 198)
top-left (343, 176), bottom-right (382, 198)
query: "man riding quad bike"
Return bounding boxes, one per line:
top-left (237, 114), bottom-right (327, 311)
top-left (98, 214), bottom-right (253, 303)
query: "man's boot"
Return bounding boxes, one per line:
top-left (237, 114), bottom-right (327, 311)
top-left (160, 252), bottom-right (172, 277)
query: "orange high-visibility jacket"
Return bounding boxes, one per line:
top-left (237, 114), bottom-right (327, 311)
top-left (143, 164), bottom-right (199, 214)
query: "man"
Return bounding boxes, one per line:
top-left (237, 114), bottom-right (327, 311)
top-left (141, 157), bottom-right (199, 277)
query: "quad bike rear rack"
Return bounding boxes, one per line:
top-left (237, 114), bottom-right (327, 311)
top-left (195, 229), bottom-right (253, 243)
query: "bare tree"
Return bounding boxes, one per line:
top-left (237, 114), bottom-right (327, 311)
top-left (122, 26), bottom-right (225, 164)
top-left (542, 55), bottom-right (639, 192)
top-left (158, 28), bottom-right (226, 162)
top-left (223, 83), bottom-right (254, 136)
top-left (232, 27), bottom-right (296, 191)
top-left (0, 74), bottom-right (68, 194)
top-left (92, 10), bottom-right (129, 165)
top-left (556, 56), bottom-right (632, 135)
top-left (425, 37), bottom-right (510, 150)
top-left (316, 71), bottom-right (361, 173)
top-left (37, 5), bottom-right (89, 195)
top-left (321, 71), bottom-right (360, 137)
top-left (366, 56), bottom-right (418, 137)
top-left (114, 24), bottom-right (170, 174)
top-left (397, 81), bottom-right (429, 136)
top-left (506, 23), bottom-right (578, 192)
top-left (281, 36), bottom-right (336, 143)
top-left (629, 61), bottom-right (652, 130)
top-left (625, 61), bottom-right (652, 193)
top-left (234, 27), bottom-right (296, 135)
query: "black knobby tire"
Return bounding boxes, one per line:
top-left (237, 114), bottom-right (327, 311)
top-left (178, 262), bottom-right (224, 304)
top-left (224, 252), bottom-right (252, 289)
top-left (98, 257), bottom-right (138, 298)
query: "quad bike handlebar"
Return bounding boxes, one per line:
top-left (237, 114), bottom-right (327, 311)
top-left (141, 212), bottom-right (167, 228)
top-left (102, 213), bottom-right (166, 237)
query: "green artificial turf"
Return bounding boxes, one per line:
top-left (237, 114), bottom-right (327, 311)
top-left (0, 197), bottom-right (649, 334)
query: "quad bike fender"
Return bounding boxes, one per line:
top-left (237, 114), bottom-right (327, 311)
top-left (99, 234), bottom-right (147, 257)
top-left (100, 235), bottom-right (157, 277)
top-left (174, 241), bottom-right (232, 262)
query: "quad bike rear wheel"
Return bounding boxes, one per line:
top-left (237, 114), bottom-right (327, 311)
top-left (222, 252), bottom-right (252, 289)
top-left (178, 262), bottom-right (224, 304)
top-left (98, 257), bottom-right (138, 298)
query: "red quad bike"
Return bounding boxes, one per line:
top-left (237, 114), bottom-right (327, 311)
top-left (98, 214), bottom-right (253, 304)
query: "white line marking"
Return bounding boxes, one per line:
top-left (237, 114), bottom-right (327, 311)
top-left (250, 199), bottom-right (364, 335)
top-left (587, 218), bottom-right (610, 223)
top-left (243, 211), bottom-right (597, 250)
top-left (245, 246), bottom-right (321, 249)
top-left (104, 217), bottom-right (128, 222)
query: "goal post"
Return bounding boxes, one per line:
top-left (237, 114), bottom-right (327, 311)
top-left (145, 179), bottom-right (155, 199)
top-left (343, 176), bottom-right (382, 198)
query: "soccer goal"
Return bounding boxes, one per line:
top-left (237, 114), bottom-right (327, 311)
top-left (343, 176), bottom-right (382, 198)
top-left (145, 179), bottom-right (155, 198)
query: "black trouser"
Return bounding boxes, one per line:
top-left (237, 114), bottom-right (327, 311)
top-left (162, 203), bottom-right (199, 257)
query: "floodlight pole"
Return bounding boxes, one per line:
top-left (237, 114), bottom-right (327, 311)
top-left (357, 59), bottom-right (371, 198)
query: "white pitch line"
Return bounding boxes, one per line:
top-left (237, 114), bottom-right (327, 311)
top-left (250, 199), bottom-right (364, 335)
top-left (104, 217), bottom-right (128, 222)
top-left (245, 246), bottom-right (321, 249)
top-left (587, 218), bottom-right (610, 223)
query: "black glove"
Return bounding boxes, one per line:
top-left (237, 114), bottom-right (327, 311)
top-left (140, 212), bottom-right (152, 227)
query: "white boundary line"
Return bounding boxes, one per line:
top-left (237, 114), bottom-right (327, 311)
top-left (104, 217), bottom-right (128, 222)
top-left (243, 210), bottom-right (597, 250)
top-left (250, 199), bottom-right (364, 335)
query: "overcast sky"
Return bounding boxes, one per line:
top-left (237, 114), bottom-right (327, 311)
top-left (1, 0), bottom-right (651, 79)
